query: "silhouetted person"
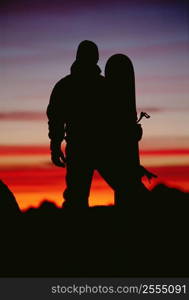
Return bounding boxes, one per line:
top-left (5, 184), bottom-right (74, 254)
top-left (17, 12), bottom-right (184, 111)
top-left (47, 40), bottom-right (104, 208)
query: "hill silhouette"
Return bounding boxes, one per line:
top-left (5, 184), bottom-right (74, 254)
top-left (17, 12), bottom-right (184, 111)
top-left (0, 180), bottom-right (188, 277)
top-left (0, 180), bottom-right (21, 217)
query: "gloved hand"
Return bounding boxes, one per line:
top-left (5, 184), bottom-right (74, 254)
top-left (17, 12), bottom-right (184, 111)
top-left (50, 141), bottom-right (66, 167)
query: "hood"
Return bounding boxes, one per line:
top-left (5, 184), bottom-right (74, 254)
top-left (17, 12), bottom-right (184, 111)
top-left (70, 60), bottom-right (101, 77)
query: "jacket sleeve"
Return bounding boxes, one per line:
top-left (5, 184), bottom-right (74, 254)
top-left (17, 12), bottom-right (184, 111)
top-left (46, 82), bottom-right (66, 143)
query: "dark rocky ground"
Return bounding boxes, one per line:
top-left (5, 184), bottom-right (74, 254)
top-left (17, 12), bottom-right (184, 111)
top-left (0, 180), bottom-right (188, 277)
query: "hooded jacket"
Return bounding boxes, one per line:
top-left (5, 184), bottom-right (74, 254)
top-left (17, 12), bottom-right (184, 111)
top-left (47, 60), bottom-right (104, 145)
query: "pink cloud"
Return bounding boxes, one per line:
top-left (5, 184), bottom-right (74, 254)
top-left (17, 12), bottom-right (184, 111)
top-left (127, 41), bottom-right (189, 59)
top-left (0, 111), bottom-right (45, 121)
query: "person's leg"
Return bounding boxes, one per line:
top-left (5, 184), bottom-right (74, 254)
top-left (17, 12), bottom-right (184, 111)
top-left (96, 159), bottom-right (126, 205)
top-left (114, 177), bottom-right (148, 206)
top-left (97, 160), bottom-right (147, 207)
top-left (63, 144), bottom-right (94, 208)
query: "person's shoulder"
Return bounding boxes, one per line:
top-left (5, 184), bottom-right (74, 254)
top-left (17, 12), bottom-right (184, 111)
top-left (54, 75), bottom-right (72, 88)
top-left (50, 75), bottom-right (72, 95)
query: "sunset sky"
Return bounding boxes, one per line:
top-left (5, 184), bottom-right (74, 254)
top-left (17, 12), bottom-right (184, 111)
top-left (1, 0), bottom-right (189, 210)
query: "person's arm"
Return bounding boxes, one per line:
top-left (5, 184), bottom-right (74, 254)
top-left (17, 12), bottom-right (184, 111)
top-left (46, 82), bottom-right (66, 167)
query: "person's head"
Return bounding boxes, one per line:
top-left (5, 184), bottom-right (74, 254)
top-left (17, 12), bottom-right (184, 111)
top-left (76, 40), bottom-right (99, 64)
top-left (105, 54), bottom-right (134, 82)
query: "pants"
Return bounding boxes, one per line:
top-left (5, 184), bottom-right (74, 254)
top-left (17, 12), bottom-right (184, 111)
top-left (63, 142), bottom-right (144, 208)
